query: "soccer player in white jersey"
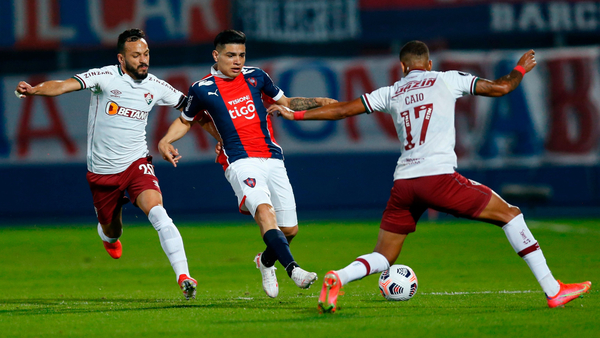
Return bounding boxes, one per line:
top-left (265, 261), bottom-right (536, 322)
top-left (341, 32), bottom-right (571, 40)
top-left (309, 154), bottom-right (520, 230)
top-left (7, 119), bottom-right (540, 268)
top-left (268, 41), bottom-right (591, 312)
top-left (14, 29), bottom-right (201, 300)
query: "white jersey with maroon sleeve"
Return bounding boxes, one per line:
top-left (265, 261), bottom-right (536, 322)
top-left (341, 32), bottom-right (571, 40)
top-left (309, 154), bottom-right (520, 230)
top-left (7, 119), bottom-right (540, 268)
top-left (361, 70), bottom-right (478, 180)
top-left (73, 65), bottom-right (186, 174)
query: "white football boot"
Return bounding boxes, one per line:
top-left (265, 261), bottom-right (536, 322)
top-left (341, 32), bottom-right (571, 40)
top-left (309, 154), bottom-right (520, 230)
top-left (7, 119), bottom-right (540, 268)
top-left (291, 266), bottom-right (318, 289)
top-left (254, 253), bottom-right (279, 298)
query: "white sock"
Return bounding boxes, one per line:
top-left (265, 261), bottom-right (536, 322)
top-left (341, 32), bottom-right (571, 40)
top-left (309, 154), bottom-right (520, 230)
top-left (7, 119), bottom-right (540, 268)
top-left (97, 223), bottom-right (120, 243)
top-left (148, 205), bottom-right (190, 280)
top-left (502, 214), bottom-right (560, 296)
top-left (337, 252), bottom-right (390, 286)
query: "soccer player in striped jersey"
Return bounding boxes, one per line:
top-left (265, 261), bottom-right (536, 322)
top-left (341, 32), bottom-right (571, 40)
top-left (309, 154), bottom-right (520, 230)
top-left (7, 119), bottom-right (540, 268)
top-left (159, 30), bottom-right (337, 298)
top-left (269, 41), bottom-right (591, 311)
top-left (15, 29), bottom-right (200, 300)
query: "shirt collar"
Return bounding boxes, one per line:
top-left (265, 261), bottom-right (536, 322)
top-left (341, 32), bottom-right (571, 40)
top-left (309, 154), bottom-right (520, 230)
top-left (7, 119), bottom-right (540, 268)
top-left (406, 69), bottom-right (427, 77)
top-left (211, 64), bottom-right (236, 79)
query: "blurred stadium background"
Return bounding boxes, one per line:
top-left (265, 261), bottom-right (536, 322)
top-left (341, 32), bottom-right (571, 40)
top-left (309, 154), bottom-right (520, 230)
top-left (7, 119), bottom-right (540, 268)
top-left (1, 0), bottom-right (600, 224)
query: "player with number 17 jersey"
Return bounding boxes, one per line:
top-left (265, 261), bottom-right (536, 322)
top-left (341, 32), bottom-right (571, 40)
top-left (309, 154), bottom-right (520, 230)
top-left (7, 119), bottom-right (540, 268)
top-left (361, 70), bottom-right (477, 180)
top-left (182, 66), bottom-right (283, 170)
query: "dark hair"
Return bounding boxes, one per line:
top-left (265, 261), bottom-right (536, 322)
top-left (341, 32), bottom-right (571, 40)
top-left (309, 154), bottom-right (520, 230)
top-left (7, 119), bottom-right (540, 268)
top-left (399, 40), bottom-right (430, 63)
top-left (117, 29), bottom-right (146, 54)
top-left (214, 30), bottom-right (246, 49)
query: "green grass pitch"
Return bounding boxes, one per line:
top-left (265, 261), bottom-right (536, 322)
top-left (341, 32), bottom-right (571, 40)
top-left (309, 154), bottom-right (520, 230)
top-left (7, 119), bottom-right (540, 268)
top-left (0, 218), bottom-right (597, 337)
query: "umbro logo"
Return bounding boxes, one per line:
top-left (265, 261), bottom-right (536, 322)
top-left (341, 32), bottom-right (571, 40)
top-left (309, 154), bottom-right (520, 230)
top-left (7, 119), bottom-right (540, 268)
top-left (208, 89), bottom-right (219, 96)
top-left (110, 89), bottom-right (122, 98)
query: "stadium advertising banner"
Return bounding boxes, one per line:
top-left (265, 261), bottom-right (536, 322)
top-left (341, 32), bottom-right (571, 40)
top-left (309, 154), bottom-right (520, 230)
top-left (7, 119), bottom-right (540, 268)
top-left (1, 46), bottom-right (599, 169)
top-left (0, 0), bottom-right (230, 48)
top-left (360, 0), bottom-right (600, 42)
top-left (2, 1), bottom-right (599, 48)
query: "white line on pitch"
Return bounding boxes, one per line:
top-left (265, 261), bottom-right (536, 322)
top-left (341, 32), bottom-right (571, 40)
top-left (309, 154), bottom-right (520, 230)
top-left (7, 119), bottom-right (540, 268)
top-left (422, 290), bottom-right (540, 295)
top-left (528, 221), bottom-right (600, 235)
top-left (306, 290), bottom-right (542, 298)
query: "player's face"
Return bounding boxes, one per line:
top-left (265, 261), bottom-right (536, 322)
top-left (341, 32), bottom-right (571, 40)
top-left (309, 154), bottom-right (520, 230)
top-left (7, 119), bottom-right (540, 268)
top-left (119, 38), bottom-right (150, 80)
top-left (214, 44), bottom-right (246, 78)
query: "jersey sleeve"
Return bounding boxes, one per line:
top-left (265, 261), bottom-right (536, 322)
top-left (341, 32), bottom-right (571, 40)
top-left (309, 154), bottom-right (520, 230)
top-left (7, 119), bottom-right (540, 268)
top-left (438, 71), bottom-right (478, 98)
top-left (72, 67), bottom-right (113, 91)
top-left (260, 69), bottom-right (284, 101)
top-left (155, 77), bottom-right (186, 109)
top-left (361, 86), bottom-right (394, 114)
top-left (181, 84), bottom-right (205, 122)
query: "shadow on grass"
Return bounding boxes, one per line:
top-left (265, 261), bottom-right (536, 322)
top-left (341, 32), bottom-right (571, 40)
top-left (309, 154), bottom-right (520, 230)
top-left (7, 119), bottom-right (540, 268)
top-left (0, 297), bottom-right (321, 316)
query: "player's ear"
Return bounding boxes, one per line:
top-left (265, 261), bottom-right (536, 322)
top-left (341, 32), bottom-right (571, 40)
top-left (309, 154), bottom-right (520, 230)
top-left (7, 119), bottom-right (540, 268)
top-left (400, 61), bottom-right (407, 76)
top-left (427, 60), bottom-right (432, 71)
top-left (212, 50), bottom-right (219, 62)
top-left (117, 53), bottom-right (125, 66)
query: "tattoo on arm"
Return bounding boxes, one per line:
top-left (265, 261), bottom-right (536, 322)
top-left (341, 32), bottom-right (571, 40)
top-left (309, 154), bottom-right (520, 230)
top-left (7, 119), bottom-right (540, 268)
top-left (476, 71), bottom-right (522, 95)
top-left (289, 98), bottom-right (319, 110)
top-left (496, 71), bottom-right (522, 91)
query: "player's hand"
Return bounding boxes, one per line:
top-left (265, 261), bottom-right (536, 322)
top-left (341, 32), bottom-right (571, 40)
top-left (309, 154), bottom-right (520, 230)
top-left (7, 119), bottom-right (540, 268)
top-left (214, 142), bottom-right (222, 163)
top-left (517, 50), bottom-right (536, 73)
top-left (15, 81), bottom-right (33, 98)
top-left (315, 97), bottom-right (338, 106)
top-left (158, 141), bottom-right (182, 167)
top-left (267, 104), bottom-right (294, 120)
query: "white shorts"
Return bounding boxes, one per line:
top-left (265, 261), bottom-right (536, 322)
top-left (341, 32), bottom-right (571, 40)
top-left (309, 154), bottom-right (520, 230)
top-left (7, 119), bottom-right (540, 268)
top-left (225, 158), bottom-right (298, 227)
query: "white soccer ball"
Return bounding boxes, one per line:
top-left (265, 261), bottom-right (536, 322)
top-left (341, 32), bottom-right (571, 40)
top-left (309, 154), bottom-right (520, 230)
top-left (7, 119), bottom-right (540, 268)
top-left (378, 264), bottom-right (418, 301)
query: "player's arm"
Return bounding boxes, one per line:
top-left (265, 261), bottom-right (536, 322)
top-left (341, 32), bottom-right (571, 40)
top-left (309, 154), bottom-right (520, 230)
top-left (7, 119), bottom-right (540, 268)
top-left (275, 95), bottom-right (338, 110)
top-left (158, 116), bottom-right (194, 167)
top-left (195, 118), bottom-right (224, 162)
top-left (197, 119), bottom-right (221, 143)
top-left (15, 78), bottom-right (82, 98)
top-left (475, 50), bottom-right (536, 97)
top-left (267, 97), bottom-right (366, 121)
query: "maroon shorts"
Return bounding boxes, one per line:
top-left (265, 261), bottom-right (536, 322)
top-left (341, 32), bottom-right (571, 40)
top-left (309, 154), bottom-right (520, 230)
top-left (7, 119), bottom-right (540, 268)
top-left (380, 172), bottom-right (492, 234)
top-left (86, 156), bottom-right (161, 225)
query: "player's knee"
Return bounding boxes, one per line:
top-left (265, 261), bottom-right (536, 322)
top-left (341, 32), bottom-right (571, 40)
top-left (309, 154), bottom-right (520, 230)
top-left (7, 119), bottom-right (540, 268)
top-left (281, 225), bottom-right (298, 239)
top-left (148, 205), bottom-right (174, 232)
top-left (255, 203), bottom-right (275, 218)
top-left (502, 204), bottom-right (522, 222)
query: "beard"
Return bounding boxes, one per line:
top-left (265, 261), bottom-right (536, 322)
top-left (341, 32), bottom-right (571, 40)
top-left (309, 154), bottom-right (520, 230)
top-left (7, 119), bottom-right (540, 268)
top-left (125, 60), bottom-right (149, 80)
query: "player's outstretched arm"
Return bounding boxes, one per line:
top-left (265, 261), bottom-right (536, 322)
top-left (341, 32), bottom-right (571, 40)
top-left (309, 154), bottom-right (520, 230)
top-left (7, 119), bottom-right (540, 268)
top-left (158, 116), bottom-right (193, 167)
top-left (267, 97), bottom-right (366, 121)
top-left (475, 49), bottom-right (536, 97)
top-left (275, 96), bottom-right (338, 111)
top-left (15, 78), bottom-right (81, 98)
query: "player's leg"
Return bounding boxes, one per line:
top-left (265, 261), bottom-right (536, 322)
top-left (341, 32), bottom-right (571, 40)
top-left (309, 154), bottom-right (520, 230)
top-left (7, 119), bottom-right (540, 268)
top-left (320, 179), bottom-right (422, 312)
top-left (135, 189), bottom-right (196, 299)
top-left (430, 172), bottom-right (590, 307)
top-left (259, 159), bottom-right (299, 271)
top-left (226, 158), bottom-right (317, 294)
top-left (86, 171), bottom-right (126, 259)
top-left (254, 203), bottom-right (317, 289)
top-left (130, 157), bottom-right (195, 299)
top-left (476, 191), bottom-right (590, 307)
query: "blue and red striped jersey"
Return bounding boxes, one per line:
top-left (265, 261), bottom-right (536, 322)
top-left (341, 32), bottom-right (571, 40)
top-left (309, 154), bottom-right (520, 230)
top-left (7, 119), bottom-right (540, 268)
top-left (182, 66), bottom-right (284, 169)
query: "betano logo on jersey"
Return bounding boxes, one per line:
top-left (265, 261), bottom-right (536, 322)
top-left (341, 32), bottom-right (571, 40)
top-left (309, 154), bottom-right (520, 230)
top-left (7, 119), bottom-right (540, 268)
top-left (227, 95), bottom-right (256, 120)
top-left (105, 101), bottom-right (149, 121)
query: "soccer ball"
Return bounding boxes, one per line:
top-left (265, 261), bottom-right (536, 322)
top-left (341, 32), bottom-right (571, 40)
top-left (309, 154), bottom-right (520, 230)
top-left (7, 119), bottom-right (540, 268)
top-left (378, 264), bottom-right (418, 301)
